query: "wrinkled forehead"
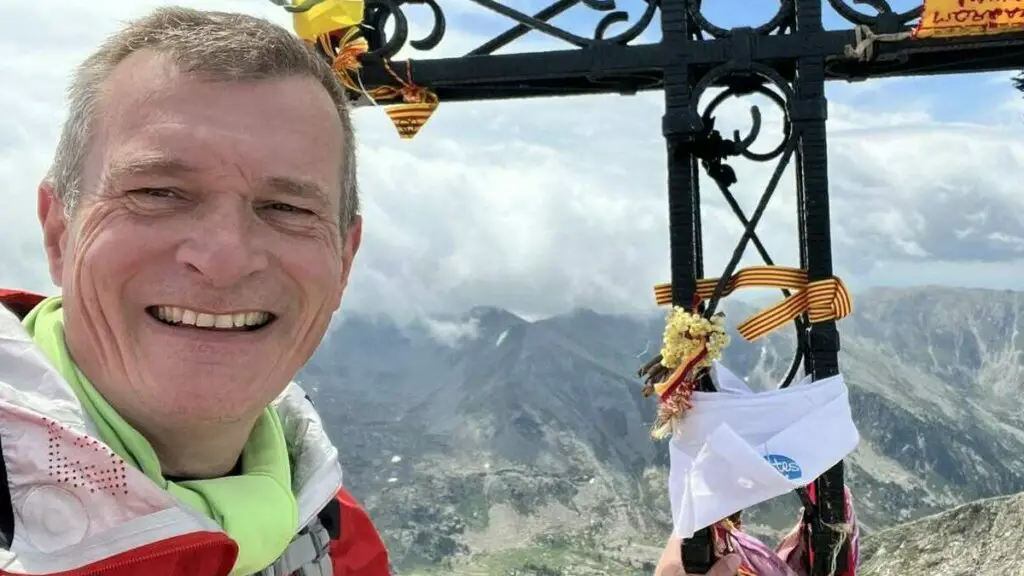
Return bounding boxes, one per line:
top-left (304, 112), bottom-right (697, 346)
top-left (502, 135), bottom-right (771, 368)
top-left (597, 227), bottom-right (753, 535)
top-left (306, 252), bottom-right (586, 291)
top-left (83, 50), bottom-right (346, 203)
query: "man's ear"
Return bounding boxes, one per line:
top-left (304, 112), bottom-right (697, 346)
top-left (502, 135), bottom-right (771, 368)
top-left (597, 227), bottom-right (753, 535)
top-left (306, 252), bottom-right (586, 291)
top-left (336, 215), bottom-right (363, 304)
top-left (37, 180), bottom-right (69, 287)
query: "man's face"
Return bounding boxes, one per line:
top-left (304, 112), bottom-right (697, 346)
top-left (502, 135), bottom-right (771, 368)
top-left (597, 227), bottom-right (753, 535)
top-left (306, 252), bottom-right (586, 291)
top-left (38, 50), bottom-right (361, 428)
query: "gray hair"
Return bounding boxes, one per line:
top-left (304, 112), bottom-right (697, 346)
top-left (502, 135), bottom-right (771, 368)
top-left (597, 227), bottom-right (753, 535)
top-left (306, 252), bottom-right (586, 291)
top-left (49, 5), bottom-right (359, 230)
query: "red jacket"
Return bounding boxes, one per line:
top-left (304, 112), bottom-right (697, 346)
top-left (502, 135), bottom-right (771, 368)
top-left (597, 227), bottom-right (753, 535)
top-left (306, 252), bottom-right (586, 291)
top-left (0, 289), bottom-right (391, 576)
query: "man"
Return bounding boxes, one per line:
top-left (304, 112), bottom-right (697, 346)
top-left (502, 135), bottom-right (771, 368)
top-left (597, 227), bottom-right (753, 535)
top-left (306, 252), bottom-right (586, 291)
top-left (0, 6), bottom-right (390, 576)
top-left (655, 537), bottom-right (741, 576)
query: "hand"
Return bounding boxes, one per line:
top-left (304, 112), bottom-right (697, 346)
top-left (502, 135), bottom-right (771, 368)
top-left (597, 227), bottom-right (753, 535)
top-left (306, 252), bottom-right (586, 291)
top-left (654, 534), bottom-right (742, 576)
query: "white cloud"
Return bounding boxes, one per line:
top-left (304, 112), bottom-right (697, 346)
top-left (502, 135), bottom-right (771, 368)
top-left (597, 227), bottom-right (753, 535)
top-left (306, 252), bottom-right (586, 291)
top-left (422, 317), bottom-right (481, 348)
top-left (2, 1), bottom-right (1023, 321)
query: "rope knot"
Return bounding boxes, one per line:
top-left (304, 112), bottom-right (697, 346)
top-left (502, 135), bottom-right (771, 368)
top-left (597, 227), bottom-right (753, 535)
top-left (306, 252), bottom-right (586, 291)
top-left (843, 23), bottom-right (913, 62)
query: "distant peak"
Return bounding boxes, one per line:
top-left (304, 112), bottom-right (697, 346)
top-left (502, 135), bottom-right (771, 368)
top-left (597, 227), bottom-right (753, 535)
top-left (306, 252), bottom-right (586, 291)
top-left (566, 306), bottom-right (600, 318)
top-left (467, 306), bottom-right (527, 326)
top-left (418, 306), bottom-right (527, 348)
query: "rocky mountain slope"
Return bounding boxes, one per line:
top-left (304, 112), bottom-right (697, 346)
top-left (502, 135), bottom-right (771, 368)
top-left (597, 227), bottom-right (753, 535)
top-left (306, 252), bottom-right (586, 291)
top-left (858, 491), bottom-right (1024, 576)
top-left (298, 286), bottom-right (1024, 574)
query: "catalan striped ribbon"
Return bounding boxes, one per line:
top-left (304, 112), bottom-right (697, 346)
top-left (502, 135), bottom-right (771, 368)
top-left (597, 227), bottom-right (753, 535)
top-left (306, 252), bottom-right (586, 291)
top-left (653, 266), bottom-right (853, 342)
top-left (315, 27), bottom-right (370, 94)
top-left (653, 344), bottom-right (707, 401)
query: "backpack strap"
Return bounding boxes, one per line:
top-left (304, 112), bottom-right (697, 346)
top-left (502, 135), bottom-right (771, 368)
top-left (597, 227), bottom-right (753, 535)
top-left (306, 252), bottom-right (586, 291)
top-left (257, 514), bottom-right (334, 576)
top-left (317, 498), bottom-right (342, 540)
top-left (0, 437), bottom-right (13, 550)
top-left (256, 498), bottom-right (342, 576)
top-left (0, 290), bottom-right (27, 551)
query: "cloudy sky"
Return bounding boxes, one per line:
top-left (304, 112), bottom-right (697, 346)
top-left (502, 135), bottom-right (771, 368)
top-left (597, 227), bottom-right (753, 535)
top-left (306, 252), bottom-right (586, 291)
top-left (1, 0), bottom-right (1023, 322)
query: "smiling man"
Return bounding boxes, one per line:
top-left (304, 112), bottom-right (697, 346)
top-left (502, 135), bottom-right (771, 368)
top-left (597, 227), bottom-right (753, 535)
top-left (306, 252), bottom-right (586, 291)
top-left (0, 6), bottom-right (390, 576)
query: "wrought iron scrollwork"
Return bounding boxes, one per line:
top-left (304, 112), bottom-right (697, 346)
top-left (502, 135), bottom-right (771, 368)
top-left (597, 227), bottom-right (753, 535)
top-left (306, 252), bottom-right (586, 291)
top-left (827, 0), bottom-right (922, 29)
top-left (691, 64), bottom-right (795, 159)
top-left (687, 0), bottom-right (794, 38)
top-left (589, 0), bottom-right (661, 44)
top-left (468, 0), bottom-right (660, 51)
top-left (684, 66), bottom-right (806, 389)
top-left (361, 0), bottom-right (661, 59)
top-left (363, 0), bottom-right (447, 59)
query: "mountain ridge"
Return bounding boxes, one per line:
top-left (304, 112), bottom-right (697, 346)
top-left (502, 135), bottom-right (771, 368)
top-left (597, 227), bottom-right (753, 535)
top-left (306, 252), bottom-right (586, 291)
top-left (301, 285), bottom-right (1024, 574)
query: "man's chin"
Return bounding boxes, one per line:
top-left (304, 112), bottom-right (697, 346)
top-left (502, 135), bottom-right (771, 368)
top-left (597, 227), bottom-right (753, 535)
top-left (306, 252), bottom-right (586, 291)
top-left (136, 367), bottom-right (279, 420)
top-left (135, 316), bottom-right (297, 404)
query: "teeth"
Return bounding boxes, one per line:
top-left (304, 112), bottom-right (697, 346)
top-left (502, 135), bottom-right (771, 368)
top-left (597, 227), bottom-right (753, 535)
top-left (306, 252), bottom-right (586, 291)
top-left (154, 306), bottom-right (270, 330)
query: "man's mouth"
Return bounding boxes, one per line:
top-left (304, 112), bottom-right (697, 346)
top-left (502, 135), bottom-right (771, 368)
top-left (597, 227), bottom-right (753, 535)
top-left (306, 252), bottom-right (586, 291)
top-left (146, 305), bottom-right (275, 332)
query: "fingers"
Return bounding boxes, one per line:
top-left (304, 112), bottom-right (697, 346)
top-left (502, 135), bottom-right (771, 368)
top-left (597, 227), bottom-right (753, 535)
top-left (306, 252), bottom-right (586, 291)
top-left (707, 554), bottom-right (742, 576)
top-left (654, 550), bottom-right (742, 576)
top-left (653, 535), bottom-right (682, 576)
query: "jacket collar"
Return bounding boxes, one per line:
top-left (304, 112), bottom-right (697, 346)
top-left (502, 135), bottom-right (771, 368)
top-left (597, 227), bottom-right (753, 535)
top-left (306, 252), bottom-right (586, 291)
top-left (0, 293), bottom-right (343, 574)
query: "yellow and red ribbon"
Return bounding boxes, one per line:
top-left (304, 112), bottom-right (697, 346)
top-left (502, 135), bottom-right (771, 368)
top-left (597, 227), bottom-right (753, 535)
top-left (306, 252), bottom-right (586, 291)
top-left (653, 341), bottom-right (707, 402)
top-left (654, 266), bottom-right (853, 342)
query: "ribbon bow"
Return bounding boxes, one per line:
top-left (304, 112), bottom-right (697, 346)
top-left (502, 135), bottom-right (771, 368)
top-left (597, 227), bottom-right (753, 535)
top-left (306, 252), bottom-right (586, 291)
top-left (654, 266), bottom-right (853, 342)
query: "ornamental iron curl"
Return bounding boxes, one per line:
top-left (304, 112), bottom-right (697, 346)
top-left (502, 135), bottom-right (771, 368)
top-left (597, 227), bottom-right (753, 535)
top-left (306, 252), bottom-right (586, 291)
top-left (363, 0), bottom-right (446, 59)
top-left (691, 62), bottom-right (795, 161)
top-left (467, 0), bottom-right (659, 48)
top-left (361, 0), bottom-right (660, 58)
top-left (687, 0), bottom-right (794, 38)
top-left (827, 0), bottom-right (922, 29)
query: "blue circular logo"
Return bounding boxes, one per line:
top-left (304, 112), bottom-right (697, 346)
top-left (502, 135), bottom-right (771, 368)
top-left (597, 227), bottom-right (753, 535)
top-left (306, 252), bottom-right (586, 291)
top-left (764, 454), bottom-right (803, 480)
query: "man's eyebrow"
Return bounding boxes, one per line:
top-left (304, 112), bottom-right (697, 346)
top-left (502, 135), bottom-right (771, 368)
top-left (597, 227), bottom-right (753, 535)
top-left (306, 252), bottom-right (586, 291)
top-left (105, 155), bottom-right (196, 182)
top-left (261, 176), bottom-right (329, 205)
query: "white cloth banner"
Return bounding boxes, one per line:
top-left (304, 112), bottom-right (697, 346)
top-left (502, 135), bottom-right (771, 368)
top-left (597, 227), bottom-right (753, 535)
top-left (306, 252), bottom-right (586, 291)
top-left (668, 362), bottom-right (860, 538)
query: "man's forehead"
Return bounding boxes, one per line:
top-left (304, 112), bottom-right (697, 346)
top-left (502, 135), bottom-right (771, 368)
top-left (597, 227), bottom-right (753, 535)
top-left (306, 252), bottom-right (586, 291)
top-left (89, 51), bottom-right (344, 208)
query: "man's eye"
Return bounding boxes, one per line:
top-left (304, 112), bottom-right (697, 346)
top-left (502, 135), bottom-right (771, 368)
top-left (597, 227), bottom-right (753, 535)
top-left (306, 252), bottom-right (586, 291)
top-left (263, 202), bottom-right (312, 214)
top-left (130, 188), bottom-right (179, 199)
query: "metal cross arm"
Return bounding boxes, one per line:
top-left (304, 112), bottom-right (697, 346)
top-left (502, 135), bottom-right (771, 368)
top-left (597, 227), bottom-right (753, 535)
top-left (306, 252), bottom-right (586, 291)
top-left (355, 1), bottom-right (1024, 102)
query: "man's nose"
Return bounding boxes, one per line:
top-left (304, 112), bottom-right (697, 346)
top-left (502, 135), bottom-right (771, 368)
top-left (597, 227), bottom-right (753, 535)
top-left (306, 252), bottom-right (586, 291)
top-left (176, 205), bottom-right (269, 286)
